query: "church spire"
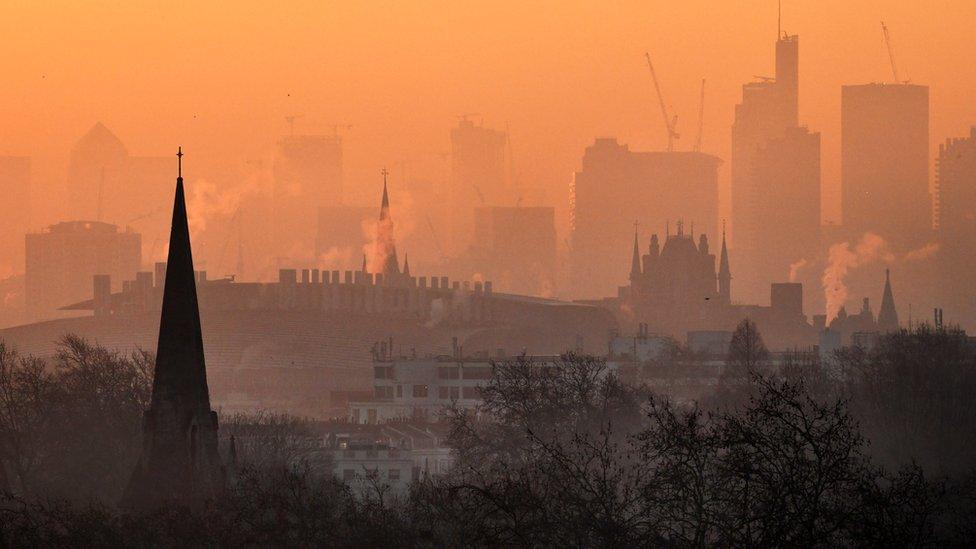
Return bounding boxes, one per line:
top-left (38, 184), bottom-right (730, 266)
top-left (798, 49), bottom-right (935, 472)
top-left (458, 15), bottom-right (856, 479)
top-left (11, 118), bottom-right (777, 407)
top-left (878, 268), bottom-right (899, 332)
top-left (718, 221), bottom-right (731, 303)
top-left (630, 222), bottom-right (642, 281)
top-left (402, 253), bottom-right (410, 277)
top-left (376, 168), bottom-right (400, 280)
top-left (123, 148), bottom-right (224, 509)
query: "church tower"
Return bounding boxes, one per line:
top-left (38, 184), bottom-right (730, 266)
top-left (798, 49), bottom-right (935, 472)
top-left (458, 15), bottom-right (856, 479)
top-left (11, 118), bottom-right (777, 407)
top-left (123, 148), bottom-right (224, 508)
top-left (877, 269), bottom-right (899, 332)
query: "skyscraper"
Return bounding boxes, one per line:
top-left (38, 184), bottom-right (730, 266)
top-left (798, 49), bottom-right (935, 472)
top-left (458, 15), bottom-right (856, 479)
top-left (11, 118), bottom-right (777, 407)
top-left (124, 149), bottom-right (225, 508)
top-left (449, 119), bottom-right (509, 255)
top-left (934, 128), bottom-right (976, 329)
top-left (751, 126), bottom-right (822, 283)
top-left (731, 31), bottom-right (809, 302)
top-left (841, 83), bottom-right (930, 249)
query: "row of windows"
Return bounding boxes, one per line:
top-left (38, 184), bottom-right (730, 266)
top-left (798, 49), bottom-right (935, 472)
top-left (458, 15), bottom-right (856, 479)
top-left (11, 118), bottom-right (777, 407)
top-left (342, 468), bottom-right (402, 481)
top-left (438, 366), bottom-right (492, 380)
top-left (374, 384), bottom-right (484, 401)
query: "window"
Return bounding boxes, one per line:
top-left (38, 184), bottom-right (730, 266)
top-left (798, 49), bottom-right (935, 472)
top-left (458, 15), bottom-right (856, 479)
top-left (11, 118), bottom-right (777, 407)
top-left (462, 386), bottom-right (481, 399)
top-left (367, 409), bottom-right (377, 424)
top-left (389, 468), bottom-right (401, 481)
top-left (438, 386), bottom-right (450, 399)
top-left (450, 386), bottom-right (460, 399)
top-left (374, 386), bottom-right (393, 399)
top-left (412, 385), bottom-right (428, 398)
top-left (462, 366), bottom-right (492, 380)
top-left (342, 469), bottom-right (355, 480)
top-left (396, 385), bottom-right (403, 398)
top-left (438, 366), bottom-right (459, 379)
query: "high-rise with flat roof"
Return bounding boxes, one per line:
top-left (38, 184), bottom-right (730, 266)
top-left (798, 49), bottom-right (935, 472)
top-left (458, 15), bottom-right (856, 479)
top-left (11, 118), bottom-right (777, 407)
top-left (449, 119), bottom-right (510, 256)
top-left (841, 83), bottom-right (930, 249)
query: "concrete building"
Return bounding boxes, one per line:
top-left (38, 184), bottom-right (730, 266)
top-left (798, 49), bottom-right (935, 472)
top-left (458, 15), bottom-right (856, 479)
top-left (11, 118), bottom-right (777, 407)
top-left (349, 351), bottom-right (559, 424)
top-left (731, 32), bottom-right (812, 303)
top-left (841, 83), bottom-right (930, 249)
top-left (273, 133), bottom-right (343, 267)
top-left (25, 220), bottom-right (141, 321)
top-left (571, 138), bottom-right (721, 298)
top-left (0, 157), bottom-right (30, 278)
top-left (449, 119), bottom-right (510, 256)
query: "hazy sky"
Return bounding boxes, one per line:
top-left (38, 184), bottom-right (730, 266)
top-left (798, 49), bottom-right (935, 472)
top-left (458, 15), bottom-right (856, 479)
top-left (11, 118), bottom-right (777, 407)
top-left (1, 0), bottom-right (974, 232)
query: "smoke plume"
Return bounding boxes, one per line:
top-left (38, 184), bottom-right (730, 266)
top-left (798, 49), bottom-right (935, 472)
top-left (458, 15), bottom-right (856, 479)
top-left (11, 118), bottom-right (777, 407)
top-left (788, 259), bottom-right (808, 283)
top-left (822, 233), bottom-right (893, 322)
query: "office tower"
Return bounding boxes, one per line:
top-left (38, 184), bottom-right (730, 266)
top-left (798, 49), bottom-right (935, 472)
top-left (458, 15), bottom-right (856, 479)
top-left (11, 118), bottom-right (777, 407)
top-left (751, 126), bottom-right (822, 282)
top-left (841, 83), bottom-right (930, 249)
top-left (570, 137), bottom-right (720, 298)
top-left (934, 128), bottom-right (976, 329)
top-left (449, 119), bottom-right (509, 255)
top-left (731, 32), bottom-right (810, 302)
top-left (66, 123), bottom-right (171, 260)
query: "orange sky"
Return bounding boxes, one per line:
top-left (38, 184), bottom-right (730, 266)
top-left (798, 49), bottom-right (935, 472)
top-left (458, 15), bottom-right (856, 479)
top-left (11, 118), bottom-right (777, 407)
top-left (1, 0), bottom-right (974, 236)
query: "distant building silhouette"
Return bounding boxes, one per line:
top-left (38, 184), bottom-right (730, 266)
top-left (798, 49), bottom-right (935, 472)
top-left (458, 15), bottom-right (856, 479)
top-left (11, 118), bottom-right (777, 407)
top-left (66, 123), bottom-right (170, 259)
top-left (841, 83), bottom-right (930, 249)
top-left (273, 132), bottom-right (343, 267)
top-left (449, 119), bottom-right (510, 255)
top-left (25, 221), bottom-right (140, 321)
top-left (731, 31), bottom-right (820, 302)
top-left (751, 126), bottom-right (822, 284)
top-left (571, 138), bottom-right (721, 298)
top-left (470, 205), bottom-right (557, 297)
top-left (123, 149), bottom-right (225, 508)
top-left (934, 128), bottom-right (976, 328)
top-left (0, 156), bottom-right (30, 277)
top-left (878, 269), bottom-right (899, 332)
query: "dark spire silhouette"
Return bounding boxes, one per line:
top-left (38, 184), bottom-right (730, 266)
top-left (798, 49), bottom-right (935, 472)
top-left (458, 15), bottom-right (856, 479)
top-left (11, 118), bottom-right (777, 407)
top-left (377, 168), bottom-right (401, 279)
top-left (402, 253), bottom-right (411, 277)
top-left (718, 222), bottom-right (732, 303)
top-left (878, 268), bottom-right (899, 332)
top-left (630, 222), bottom-right (642, 281)
top-left (362, 253), bottom-right (368, 274)
top-left (123, 148), bottom-right (224, 509)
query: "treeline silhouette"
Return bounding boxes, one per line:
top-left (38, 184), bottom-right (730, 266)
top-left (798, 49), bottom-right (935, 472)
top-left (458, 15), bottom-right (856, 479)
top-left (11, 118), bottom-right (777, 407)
top-left (0, 325), bottom-right (974, 546)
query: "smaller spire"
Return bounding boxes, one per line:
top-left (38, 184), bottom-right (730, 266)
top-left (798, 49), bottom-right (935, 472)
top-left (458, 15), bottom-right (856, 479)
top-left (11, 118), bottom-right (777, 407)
top-left (177, 146), bottom-right (183, 179)
top-left (630, 222), bottom-right (641, 280)
top-left (362, 254), bottom-right (368, 274)
top-left (402, 253), bottom-right (411, 276)
top-left (878, 268), bottom-right (899, 331)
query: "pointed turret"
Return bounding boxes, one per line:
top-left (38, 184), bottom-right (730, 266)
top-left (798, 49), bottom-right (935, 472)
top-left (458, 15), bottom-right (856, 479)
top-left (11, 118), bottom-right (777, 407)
top-left (629, 225), bottom-right (642, 282)
top-left (402, 253), bottom-right (411, 277)
top-left (376, 169), bottom-right (401, 280)
top-left (123, 148), bottom-right (224, 509)
top-left (877, 269), bottom-right (899, 332)
top-left (649, 234), bottom-right (660, 258)
top-left (362, 253), bottom-right (368, 275)
top-left (718, 224), bottom-right (732, 303)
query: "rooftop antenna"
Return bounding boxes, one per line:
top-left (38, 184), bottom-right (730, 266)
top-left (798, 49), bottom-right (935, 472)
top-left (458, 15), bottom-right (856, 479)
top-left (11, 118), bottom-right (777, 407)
top-left (177, 146), bottom-right (183, 179)
top-left (778, 0), bottom-right (782, 40)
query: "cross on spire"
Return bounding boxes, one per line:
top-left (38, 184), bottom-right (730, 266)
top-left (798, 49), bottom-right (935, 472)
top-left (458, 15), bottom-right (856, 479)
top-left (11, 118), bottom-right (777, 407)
top-left (177, 147), bottom-right (183, 179)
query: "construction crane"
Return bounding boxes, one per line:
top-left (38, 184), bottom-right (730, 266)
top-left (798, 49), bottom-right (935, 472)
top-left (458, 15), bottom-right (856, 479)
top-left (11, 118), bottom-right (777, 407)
top-left (694, 79), bottom-right (705, 153)
top-left (644, 52), bottom-right (679, 152)
top-left (881, 21), bottom-right (909, 84)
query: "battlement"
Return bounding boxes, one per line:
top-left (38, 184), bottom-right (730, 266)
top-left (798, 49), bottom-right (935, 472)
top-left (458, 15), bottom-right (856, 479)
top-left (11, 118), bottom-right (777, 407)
top-left (70, 264), bottom-right (496, 326)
